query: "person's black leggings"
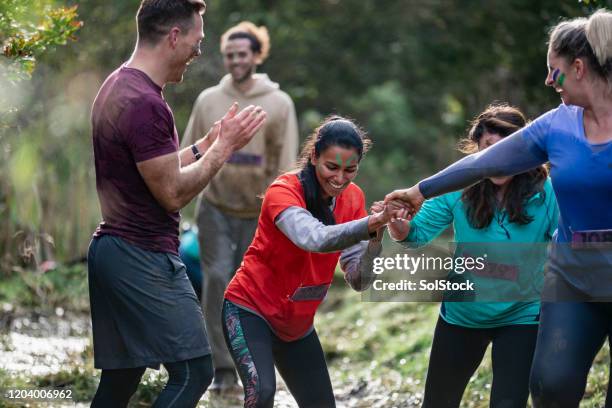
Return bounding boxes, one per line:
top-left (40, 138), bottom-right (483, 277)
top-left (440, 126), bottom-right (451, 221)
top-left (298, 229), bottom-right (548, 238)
top-left (91, 354), bottom-right (213, 407)
top-left (222, 299), bottom-right (336, 408)
top-left (530, 301), bottom-right (612, 408)
top-left (422, 316), bottom-right (538, 408)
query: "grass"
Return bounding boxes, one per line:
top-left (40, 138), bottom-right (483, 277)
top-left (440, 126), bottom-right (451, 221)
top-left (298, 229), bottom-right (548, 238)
top-left (317, 269), bottom-right (611, 407)
top-left (0, 264), bottom-right (89, 313)
top-left (1, 261), bottom-right (611, 407)
top-left (0, 367), bottom-right (95, 407)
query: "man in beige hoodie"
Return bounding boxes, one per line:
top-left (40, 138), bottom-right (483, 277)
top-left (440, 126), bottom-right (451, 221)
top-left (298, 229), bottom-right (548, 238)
top-left (182, 21), bottom-right (298, 392)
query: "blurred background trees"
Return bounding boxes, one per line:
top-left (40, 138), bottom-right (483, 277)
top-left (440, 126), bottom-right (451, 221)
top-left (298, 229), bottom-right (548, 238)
top-left (1, 0), bottom-right (82, 272)
top-left (1, 0), bottom-right (610, 271)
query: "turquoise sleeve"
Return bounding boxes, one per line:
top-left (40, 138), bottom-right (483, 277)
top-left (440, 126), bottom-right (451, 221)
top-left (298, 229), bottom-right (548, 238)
top-left (402, 194), bottom-right (455, 248)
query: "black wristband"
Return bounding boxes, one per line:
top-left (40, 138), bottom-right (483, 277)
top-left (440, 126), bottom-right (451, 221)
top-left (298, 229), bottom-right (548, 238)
top-left (191, 144), bottom-right (202, 160)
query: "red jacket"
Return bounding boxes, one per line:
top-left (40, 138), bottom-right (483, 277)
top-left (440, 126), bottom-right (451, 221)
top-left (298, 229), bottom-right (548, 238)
top-left (225, 173), bottom-right (367, 341)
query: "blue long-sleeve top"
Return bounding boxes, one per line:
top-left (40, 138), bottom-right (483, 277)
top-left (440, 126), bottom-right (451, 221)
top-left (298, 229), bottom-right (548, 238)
top-left (419, 104), bottom-right (612, 298)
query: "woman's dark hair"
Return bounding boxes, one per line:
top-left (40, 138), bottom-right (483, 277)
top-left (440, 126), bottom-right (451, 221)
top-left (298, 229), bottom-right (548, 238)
top-left (295, 116), bottom-right (371, 225)
top-left (458, 104), bottom-right (548, 229)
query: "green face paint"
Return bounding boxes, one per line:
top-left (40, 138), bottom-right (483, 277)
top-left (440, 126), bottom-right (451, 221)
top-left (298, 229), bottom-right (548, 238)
top-left (552, 68), bottom-right (565, 87)
top-left (345, 154), bottom-right (359, 167)
top-left (334, 152), bottom-right (359, 167)
top-left (335, 153), bottom-right (343, 167)
top-left (557, 73), bottom-right (566, 86)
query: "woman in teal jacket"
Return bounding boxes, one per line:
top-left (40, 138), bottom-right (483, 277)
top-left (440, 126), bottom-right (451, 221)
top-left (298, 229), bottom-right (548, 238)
top-left (380, 104), bottom-right (558, 408)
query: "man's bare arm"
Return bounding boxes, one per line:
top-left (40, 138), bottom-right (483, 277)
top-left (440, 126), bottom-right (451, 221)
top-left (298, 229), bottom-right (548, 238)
top-left (178, 121), bottom-right (218, 167)
top-left (137, 104), bottom-right (267, 212)
top-left (179, 95), bottom-right (221, 167)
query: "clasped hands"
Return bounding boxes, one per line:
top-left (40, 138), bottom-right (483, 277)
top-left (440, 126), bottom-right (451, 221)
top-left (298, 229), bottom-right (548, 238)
top-left (367, 184), bottom-right (426, 240)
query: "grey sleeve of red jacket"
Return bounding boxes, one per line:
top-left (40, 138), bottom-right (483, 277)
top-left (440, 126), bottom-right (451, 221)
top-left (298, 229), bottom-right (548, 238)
top-left (338, 240), bottom-right (382, 291)
top-left (275, 206), bottom-right (371, 253)
top-left (275, 206), bottom-right (380, 291)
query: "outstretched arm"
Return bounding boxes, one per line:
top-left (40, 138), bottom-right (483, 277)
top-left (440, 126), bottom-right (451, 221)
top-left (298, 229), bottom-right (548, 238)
top-left (275, 205), bottom-right (397, 253)
top-left (419, 133), bottom-right (546, 198)
top-left (385, 131), bottom-right (548, 210)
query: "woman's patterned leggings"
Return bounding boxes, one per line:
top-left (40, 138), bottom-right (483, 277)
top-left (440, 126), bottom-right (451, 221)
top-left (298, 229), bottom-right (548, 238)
top-left (221, 299), bottom-right (336, 408)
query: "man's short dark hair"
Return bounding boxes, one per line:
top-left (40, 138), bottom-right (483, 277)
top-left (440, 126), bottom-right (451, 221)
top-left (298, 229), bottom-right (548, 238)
top-left (228, 32), bottom-right (262, 54)
top-left (137, 0), bottom-right (206, 45)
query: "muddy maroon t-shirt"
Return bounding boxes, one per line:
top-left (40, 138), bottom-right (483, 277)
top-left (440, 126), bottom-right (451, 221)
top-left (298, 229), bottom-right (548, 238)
top-left (91, 65), bottom-right (180, 254)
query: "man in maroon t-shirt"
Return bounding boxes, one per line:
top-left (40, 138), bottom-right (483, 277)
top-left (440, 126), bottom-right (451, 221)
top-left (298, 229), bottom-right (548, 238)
top-left (88, 1), bottom-right (266, 406)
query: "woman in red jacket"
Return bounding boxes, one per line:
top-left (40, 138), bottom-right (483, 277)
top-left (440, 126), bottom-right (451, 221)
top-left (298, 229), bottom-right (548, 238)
top-left (222, 116), bottom-right (400, 408)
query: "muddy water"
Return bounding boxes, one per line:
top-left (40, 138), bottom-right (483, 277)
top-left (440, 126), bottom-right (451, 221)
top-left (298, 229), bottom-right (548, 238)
top-left (1, 311), bottom-right (89, 374)
top-left (1, 313), bottom-right (418, 407)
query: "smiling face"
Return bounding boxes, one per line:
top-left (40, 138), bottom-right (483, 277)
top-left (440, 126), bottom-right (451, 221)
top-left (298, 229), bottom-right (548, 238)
top-left (545, 48), bottom-right (570, 103)
top-left (478, 131), bottom-right (513, 187)
top-left (311, 145), bottom-right (360, 200)
top-left (223, 38), bottom-right (258, 83)
top-left (544, 47), bottom-right (590, 106)
top-left (168, 13), bottom-right (204, 83)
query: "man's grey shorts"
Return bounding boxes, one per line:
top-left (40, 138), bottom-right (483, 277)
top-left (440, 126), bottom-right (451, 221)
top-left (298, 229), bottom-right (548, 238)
top-left (87, 235), bottom-right (211, 370)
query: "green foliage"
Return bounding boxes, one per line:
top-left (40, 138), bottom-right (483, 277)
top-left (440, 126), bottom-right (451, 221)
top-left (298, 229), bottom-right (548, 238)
top-left (1, 1), bottom-right (83, 275)
top-left (0, 263), bottom-right (89, 311)
top-left (130, 371), bottom-right (168, 407)
top-left (0, 0), bottom-right (82, 81)
top-left (1, 0), bottom-right (610, 270)
top-left (348, 81), bottom-right (455, 200)
top-left (0, 369), bottom-right (29, 408)
top-left (0, 366), bottom-right (97, 405)
top-left (579, 0), bottom-right (609, 4)
top-left (35, 367), bottom-right (97, 401)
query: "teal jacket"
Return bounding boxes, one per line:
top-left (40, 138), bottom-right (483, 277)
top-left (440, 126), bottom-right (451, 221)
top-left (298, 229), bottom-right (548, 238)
top-left (401, 178), bottom-right (558, 328)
